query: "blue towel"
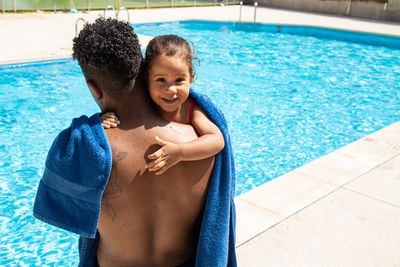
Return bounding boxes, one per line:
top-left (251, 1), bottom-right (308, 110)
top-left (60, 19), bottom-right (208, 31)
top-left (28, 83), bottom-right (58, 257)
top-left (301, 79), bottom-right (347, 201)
top-left (33, 90), bottom-right (237, 266)
top-left (33, 114), bottom-right (113, 239)
top-left (190, 89), bottom-right (237, 267)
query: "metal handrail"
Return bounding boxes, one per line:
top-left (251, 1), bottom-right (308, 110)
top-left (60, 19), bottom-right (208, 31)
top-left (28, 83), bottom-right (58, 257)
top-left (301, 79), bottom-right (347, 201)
top-left (254, 1), bottom-right (258, 22)
top-left (75, 18), bottom-right (86, 37)
top-left (239, 1), bottom-right (243, 22)
top-left (104, 5), bottom-right (116, 18)
top-left (346, 0), bottom-right (352, 15)
top-left (116, 6), bottom-right (130, 22)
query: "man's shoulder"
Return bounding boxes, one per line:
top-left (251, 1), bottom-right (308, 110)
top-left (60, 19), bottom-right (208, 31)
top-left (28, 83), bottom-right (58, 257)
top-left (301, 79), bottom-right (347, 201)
top-left (106, 116), bottom-right (198, 145)
top-left (156, 121), bottom-right (198, 144)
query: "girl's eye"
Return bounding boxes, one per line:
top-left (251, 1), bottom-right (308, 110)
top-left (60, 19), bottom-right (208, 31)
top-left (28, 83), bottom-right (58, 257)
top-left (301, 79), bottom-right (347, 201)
top-left (156, 78), bottom-right (165, 82)
top-left (176, 78), bottom-right (185, 83)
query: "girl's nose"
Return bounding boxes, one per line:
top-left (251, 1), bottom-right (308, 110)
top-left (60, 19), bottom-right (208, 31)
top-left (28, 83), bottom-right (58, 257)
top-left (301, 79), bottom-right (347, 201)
top-left (167, 84), bottom-right (177, 93)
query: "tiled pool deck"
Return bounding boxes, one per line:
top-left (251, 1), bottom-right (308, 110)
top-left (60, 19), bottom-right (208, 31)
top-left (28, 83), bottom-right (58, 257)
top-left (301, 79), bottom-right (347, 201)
top-left (1, 6), bottom-right (400, 266)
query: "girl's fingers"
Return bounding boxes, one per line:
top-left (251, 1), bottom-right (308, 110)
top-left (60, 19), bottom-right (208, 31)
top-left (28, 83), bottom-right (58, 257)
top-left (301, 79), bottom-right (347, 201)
top-left (148, 160), bottom-right (166, 172)
top-left (103, 121), bottom-right (118, 128)
top-left (155, 159), bottom-right (176, 175)
top-left (146, 156), bottom-right (164, 169)
top-left (101, 115), bottom-right (114, 121)
top-left (103, 112), bottom-right (116, 117)
top-left (156, 165), bottom-right (170, 175)
top-left (148, 148), bottom-right (163, 160)
top-left (102, 113), bottom-right (120, 123)
top-left (104, 117), bottom-right (119, 123)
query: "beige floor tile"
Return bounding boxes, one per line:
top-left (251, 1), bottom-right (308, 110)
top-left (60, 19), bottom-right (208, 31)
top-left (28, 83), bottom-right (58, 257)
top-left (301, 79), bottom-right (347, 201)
top-left (365, 122), bottom-right (400, 151)
top-left (238, 172), bottom-right (336, 218)
top-left (295, 152), bottom-right (373, 186)
top-left (344, 155), bottom-right (400, 207)
top-left (137, 34), bottom-right (153, 49)
top-left (372, 121), bottom-right (400, 137)
top-left (336, 137), bottom-right (400, 167)
top-left (235, 199), bottom-right (281, 246)
top-left (237, 189), bottom-right (400, 267)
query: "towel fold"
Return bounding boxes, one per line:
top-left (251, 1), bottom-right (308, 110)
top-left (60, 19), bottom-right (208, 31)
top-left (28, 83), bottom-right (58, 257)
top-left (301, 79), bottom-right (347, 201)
top-left (190, 89), bottom-right (237, 267)
top-left (33, 114), bottom-right (112, 239)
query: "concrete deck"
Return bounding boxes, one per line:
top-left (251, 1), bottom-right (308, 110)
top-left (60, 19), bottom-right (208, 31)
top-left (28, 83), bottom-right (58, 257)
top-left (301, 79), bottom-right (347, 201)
top-left (236, 122), bottom-right (400, 266)
top-left (1, 6), bottom-right (400, 266)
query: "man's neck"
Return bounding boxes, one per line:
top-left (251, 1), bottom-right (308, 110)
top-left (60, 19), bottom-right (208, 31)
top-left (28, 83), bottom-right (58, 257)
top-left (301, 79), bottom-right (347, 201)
top-left (109, 83), bottom-right (157, 123)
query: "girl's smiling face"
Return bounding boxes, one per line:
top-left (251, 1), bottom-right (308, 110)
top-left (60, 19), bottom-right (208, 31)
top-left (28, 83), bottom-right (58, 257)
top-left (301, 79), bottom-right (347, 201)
top-left (148, 54), bottom-right (194, 114)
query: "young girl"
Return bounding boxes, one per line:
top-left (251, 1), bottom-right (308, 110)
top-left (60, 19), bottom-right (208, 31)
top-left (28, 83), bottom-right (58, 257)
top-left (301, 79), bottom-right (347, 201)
top-left (102, 34), bottom-right (224, 175)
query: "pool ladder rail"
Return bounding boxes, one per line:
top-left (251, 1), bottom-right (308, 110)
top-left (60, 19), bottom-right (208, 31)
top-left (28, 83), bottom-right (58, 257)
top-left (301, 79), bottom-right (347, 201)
top-left (104, 4), bottom-right (116, 18)
top-left (75, 5), bottom-right (131, 37)
top-left (104, 5), bottom-right (131, 22)
top-left (75, 17), bottom-right (86, 37)
top-left (238, 1), bottom-right (258, 23)
top-left (254, 1), bottom-right (258, 22)
top-left (239, 1), bottom-right (243, 22)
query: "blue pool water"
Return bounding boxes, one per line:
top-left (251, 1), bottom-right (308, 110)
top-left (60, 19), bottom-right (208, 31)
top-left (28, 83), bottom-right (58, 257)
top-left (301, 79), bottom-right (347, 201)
top-left (1, 20), bottom-right (400, 265)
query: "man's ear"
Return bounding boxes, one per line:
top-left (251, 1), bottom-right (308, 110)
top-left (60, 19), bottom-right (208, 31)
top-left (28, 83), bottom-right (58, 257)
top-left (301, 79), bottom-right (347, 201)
top-left (86, 80), bottom-right (103, 101)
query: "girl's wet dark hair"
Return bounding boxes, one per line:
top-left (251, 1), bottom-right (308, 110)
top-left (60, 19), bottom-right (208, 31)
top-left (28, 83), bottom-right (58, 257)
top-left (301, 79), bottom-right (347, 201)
top-left (144, 34), bottom-right (198, 80)
top-left (72, 17), bottom-right (142, 99)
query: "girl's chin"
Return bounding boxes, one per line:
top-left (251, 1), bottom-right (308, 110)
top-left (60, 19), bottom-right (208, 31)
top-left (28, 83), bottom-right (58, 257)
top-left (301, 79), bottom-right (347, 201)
top-left (161, 106), bottom-right (179, 113)
top-left (157, 103), bottom-right (179, 113)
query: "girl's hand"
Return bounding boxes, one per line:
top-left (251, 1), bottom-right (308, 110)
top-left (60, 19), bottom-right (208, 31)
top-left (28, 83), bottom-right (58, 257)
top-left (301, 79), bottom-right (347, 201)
top-left (146, 136), bottom-right (182, 175)
top-left (101, 112), bottom-right (120, 129)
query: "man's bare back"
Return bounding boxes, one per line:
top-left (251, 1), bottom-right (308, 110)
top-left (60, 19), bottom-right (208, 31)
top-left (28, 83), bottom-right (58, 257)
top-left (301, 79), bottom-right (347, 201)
top-left (67, 18), bottom-right (218, 266)
top-left (97, 112), bottom-right (214, 266)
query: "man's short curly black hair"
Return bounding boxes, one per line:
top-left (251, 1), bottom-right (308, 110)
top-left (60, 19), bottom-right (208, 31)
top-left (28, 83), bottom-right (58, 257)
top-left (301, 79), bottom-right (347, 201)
top-left (72, 17), bottom-right (142, 99)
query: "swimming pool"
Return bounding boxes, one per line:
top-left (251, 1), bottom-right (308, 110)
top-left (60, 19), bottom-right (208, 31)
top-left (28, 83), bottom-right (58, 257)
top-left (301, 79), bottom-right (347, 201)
top-left (1, 20), bottom-right (400, 265)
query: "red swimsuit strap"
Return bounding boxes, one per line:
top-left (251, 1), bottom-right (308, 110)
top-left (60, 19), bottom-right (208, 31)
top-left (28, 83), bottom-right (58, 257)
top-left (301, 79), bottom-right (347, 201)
top-left (189, 101), bottom-right (196, 123)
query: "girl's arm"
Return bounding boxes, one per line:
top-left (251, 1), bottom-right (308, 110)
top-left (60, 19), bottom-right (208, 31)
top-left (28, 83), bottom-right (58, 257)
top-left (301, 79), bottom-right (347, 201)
top-left (178, 105), bottom-right (225, 160)
top-left (146, 106), bottom-right (225, 175)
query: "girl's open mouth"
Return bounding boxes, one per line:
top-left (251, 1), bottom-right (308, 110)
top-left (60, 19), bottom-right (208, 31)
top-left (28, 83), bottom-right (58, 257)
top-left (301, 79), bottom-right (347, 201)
top-left (161, 98), bottom-right (179, 104)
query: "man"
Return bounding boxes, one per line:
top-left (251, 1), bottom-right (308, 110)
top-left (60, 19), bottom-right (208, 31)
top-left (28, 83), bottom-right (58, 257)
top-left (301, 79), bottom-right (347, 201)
top-left (34, 17), bottom-right (236, 267)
